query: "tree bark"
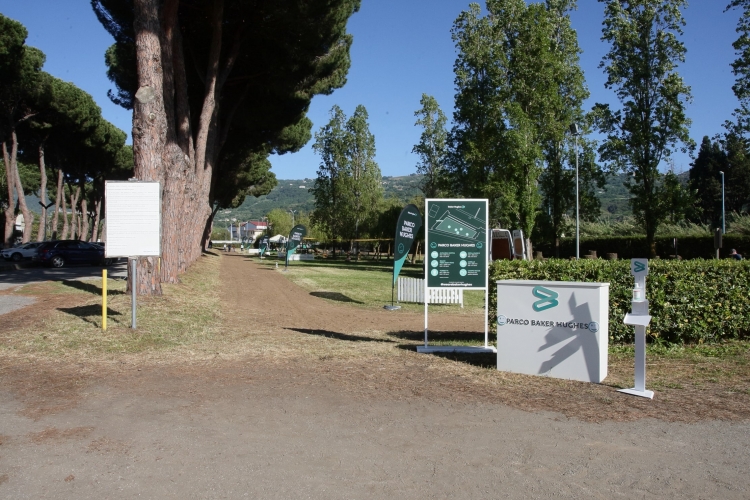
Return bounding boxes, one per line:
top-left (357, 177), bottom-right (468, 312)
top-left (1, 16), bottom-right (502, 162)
top-left (37, 142), bottom-right (48, 241)
top-left (80, 181), bottom-right (89, 241)
top-left (10, 131), bottom-right (33, 243)
top-left (132, 0), bottom-right (168, 296)
top-left (51, 169), bottom-right (63, 240)
top-left (2, 141), bottom-right (16, 247)
top-left (60, 184), bottom-right (69, 240)
top-left (91, 197), bottom-right (102, 242)
top-left (69, 185), bottom-right (80, 240)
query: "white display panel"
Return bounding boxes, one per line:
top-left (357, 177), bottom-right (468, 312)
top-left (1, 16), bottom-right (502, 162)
top-left (496, 280), bottom-right (609, 383)
top-left (105, 181), bottom-right (161, 257)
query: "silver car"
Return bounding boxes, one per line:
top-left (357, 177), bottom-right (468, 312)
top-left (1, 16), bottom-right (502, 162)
top-left (1, 241), bottom-right (44, 262)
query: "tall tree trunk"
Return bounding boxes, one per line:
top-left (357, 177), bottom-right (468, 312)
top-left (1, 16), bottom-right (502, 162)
top-left (69, 185), bottom-right (80, 240)
top-left (2, 141), bottom-right (16, 247)
top-left (132, 0), bottom-right (168, 296)
top-left (11, 131), bottom-right (33, 243)
top-left (91, 197), bottom-right (102, 242)
top-left (51, 169), bottom-right (63, 240)
top-left (80, 184), bottom-right (89, 242)
top-left (37, 143), bottom-right (48, 241)
top-left (61, 184), bottom-right (69, 240)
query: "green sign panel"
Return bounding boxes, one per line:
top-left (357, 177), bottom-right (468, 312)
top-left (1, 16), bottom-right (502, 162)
top-left (393, 204), bottom-right (422, 285)
top-left (425, 199), bottom-right (488, 289)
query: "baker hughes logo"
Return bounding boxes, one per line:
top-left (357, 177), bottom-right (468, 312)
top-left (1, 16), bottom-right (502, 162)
top-left (532, 286), bottom-right (559, 312)
top-left (633, 261), bottom-right (646, 273)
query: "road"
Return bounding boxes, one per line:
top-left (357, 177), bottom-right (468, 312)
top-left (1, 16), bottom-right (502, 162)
top-left (0, 260), bottom-right (127, 291)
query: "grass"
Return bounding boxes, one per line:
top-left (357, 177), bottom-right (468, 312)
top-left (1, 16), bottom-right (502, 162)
top-left (261, 256), bottom-right (487, 314)
top-left (3, 252), bottom-right (750, 421)
top-left (0, 253), bottom-right (223, 361)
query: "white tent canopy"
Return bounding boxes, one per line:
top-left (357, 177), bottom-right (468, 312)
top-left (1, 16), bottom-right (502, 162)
top-left (268, 234), bottom-right (287, 243)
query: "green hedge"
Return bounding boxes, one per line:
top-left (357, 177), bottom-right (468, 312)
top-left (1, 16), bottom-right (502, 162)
top-left (489, 259), bottom-right (750, 344)
top-left (534, 235), bottom-right (750, 260)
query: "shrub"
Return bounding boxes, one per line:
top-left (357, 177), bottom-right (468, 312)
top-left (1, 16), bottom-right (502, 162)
top-left (489, 259), bottom-right (750, 344)
top-left (534, 235), bottom-right (750, 260)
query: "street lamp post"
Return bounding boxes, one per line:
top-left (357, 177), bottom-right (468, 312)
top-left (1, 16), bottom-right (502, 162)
top-left (569, 123), bottom-right (581, 260)
top-left (719, 171), bottom-right (725, 234)
top-left (289, 209), bottom-right (296, 226)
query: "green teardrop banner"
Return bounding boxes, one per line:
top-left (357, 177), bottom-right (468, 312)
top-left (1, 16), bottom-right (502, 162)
top-left (393, 204), bottom-right (423, 286)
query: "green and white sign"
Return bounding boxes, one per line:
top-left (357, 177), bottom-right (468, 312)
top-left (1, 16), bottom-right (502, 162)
top-left (425, 199), bottom-right (488, 289)
top-left (393, 204), bottom-right (423, 285)
top-left (496, 280), bottom-right (610, 383)
top-left (285, 224), bottom-right (307, 268)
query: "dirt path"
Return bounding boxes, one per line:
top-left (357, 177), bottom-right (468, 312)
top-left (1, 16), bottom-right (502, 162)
top-left (0, 254), bottom-right (749, 498)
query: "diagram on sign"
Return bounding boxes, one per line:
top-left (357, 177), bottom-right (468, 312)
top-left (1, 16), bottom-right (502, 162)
top-left (428, 203), bottom-right (486, 243)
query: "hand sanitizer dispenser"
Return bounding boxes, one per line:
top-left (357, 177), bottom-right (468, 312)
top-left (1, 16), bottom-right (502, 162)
top-left (618, 258), bottom-right (654, 399)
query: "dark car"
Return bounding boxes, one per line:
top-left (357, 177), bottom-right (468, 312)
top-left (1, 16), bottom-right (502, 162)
top-left (34, 240), bottom-right (106, 268)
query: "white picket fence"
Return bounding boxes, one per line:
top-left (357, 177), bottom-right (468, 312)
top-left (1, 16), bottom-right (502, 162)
top-left (397, 277), bottom-right (464, 307)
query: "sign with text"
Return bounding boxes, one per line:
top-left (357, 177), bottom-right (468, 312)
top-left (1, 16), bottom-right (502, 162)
top-left (105, 181), bottom-right (161, 257)
top-left (425, 199), bottom-right (488, 289)
top-left (393, 204), bottom-right (422, 285)
top-left (496, 280), bottom-right (610, 383)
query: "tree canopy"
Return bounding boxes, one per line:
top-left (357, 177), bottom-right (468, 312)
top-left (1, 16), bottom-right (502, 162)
top-left (92, 0), bottom-right (361, 293)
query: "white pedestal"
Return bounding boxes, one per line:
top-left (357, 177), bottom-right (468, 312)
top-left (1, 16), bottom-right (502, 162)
top-left (496, 280), bottom-right (609, 383)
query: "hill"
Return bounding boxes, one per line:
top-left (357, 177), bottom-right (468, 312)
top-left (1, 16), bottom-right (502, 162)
top-left (220, 174), bottom-right (423, 221)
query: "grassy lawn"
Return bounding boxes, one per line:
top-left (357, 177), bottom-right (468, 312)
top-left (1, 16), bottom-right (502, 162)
top-left (260, 256), bottom-right (487, 314)
top-left (0, 254), bottom-right (223, 360)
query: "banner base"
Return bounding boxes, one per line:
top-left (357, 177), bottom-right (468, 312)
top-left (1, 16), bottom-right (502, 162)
top-left (617, 388), bottom-right (654, 399)
top-left (383, 305), bottom-right (401, 310)
top-left (416, 345), bottom-right (496, 354)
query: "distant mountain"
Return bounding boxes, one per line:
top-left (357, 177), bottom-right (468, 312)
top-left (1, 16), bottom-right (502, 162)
top-left (219, 174), bottom-right (423, 221)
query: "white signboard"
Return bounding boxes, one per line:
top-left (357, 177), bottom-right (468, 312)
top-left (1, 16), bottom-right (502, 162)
top-left (105, 181), bottom-right (161, 257)
top-left (496, 280), bottom-right (610, 383)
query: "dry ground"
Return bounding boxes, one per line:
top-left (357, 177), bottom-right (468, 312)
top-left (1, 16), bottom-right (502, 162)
top-left (0, 253), bottom-right (749, 498)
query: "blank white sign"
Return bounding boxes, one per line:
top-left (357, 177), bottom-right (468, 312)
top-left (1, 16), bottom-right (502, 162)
top-left (105, 181), bottom-right (161, 257)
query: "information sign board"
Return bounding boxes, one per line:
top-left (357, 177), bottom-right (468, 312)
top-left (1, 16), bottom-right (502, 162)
top-left (496, 280), bottom-right (610, 383)
top-left (425, 199), bottom-right (488, 289)
top-left (105, 181), bottom-right (161, 257)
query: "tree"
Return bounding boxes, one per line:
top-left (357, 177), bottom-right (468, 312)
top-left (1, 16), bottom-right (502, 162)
top-left (594, 0), bottom-right (694, 257)
top-left (726, 1), bottom-right (750, 136)
top-left (266, 208), bottom-right (293, 240)
top-left (92, 0), bottom-right (361, 294)
top-left (339, 105), bottom-right (383, 245)
top-left (0, 14), bottom-right (46, 246)
top-left (690, 134), bottom-right (750, 226)
top-left (447, 0), bottom-right (591, 257)
top-left (311, 104), bottom-right (383, 248)
top-left (311, 105), bottom-right (348, 245)
top-left (412, 94), bottom-right (448, 198)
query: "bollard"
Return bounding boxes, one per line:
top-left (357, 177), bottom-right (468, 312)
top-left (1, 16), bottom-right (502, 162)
top-left (102, 269), bottom-right (107, 331)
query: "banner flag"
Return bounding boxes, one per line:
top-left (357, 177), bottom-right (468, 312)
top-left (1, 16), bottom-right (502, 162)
top-left (393, 204), bottom-right (423, 286)
top-left (259, 235), bottom-right (269, 256)
top-left (285, 224), bottom-right (307, 268)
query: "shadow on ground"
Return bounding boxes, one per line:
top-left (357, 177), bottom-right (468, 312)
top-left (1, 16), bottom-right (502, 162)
top-left (309, 291), bottom-right (364, 304)
top-left (61, 280), bottom-right (126, 296)
top-left (394, 343), bottom-right (497, 369)
top-left (389, 329), bottom-right (494, 343)
top-left (59, 304), bottom-right (123, 326)
top-left (286, 327), bottom-right (394, 343)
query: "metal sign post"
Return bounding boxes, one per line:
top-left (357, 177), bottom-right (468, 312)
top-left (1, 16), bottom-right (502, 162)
top-left (105, 181), bottom-right (162, 331)
top-left (420, 199), bottom-right (494, 354)
top-left (618, 258), bottom-right (654, 399)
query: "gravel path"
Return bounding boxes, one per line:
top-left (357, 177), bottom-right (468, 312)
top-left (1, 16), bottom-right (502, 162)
top-left (0, 254), bottom-right (748, 499)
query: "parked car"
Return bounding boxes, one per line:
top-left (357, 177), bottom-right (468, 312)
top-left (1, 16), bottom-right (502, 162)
top-left (1, 241), bottom-right (44, 262)
top-left (33, 240), bottom-right (106, 268)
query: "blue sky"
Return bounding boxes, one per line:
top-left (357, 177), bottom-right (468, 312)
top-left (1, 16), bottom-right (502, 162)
top-left (0, 0), bottom-right (741, 180)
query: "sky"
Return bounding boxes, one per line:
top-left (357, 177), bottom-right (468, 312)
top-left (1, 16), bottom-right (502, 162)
top-left (0, 0), bottom-right (742, 181)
